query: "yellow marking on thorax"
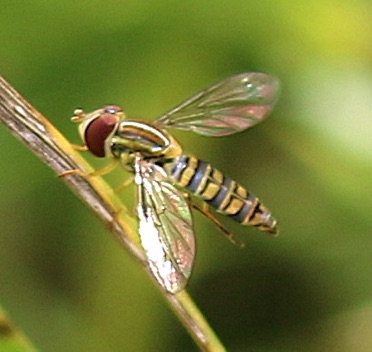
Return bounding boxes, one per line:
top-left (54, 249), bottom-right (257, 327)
top-left (115, 120), bottom-right (182, 158)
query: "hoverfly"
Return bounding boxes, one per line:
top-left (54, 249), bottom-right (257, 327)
top-left (71, 73), bottom-right (279, 293)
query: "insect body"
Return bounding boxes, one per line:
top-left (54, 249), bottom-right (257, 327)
top-left (168, 155), bottom-right (277, 235)
top-left (72, 72), bottom-right (279, 293)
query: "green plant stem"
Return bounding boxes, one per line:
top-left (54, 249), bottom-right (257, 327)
top-left (0, 76), bottom-right (226, 351)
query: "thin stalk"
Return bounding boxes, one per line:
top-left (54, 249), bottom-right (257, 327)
top-left (0, 76), bottom-right (226, 351)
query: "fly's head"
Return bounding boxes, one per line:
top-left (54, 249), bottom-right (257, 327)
top-left (71, 105), bottom-right (124, 158)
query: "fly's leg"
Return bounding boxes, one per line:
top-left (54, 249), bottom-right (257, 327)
top-left (71, 144), bottom-right (88, 151)
top-left (114, 176), bottom-right (133, 194)
top-left (89, 160), bottom-right (121, 177)
top-left (59, 161), bottom-right (134, 223)
top-left (112, 176), bottom-right (137, 218)
top-left (58, 159), bottom-right (120, 178)
top-left (184, 194), bottom-right (245, 248)
top-left (105, 205), bottom-right (136, 234)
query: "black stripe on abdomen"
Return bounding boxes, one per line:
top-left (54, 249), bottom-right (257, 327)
top-left (169, 155), bottom-right (278, 235)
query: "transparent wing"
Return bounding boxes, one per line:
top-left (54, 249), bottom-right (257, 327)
top-left (154, 72), bottom-right (280, 137)
top-left (134, 158), bottom-right (195, 293)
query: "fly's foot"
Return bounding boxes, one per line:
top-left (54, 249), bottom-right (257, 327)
top-left (71, 144), bottom-right (88, 151)
top-left (58, 168), bottom-right (87, 178)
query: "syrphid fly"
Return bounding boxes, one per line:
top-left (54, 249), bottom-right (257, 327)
top-left (71, 73), bottom-right (279, 293)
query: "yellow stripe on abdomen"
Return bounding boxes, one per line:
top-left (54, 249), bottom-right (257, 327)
top-left (168, 155), bottom-right (278, 235)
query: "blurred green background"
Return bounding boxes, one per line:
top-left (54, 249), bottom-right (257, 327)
top-left (0, 1), bottom-right (371, 351)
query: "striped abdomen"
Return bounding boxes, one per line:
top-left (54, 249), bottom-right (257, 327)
top-left (169, 155), bottom-right (278, 235)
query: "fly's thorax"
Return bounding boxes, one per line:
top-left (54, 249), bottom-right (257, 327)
top-left (109, 121), bottom-right (182, 164)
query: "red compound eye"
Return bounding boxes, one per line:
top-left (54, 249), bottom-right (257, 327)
top-left (84, 113), bottom-right (118, 157)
